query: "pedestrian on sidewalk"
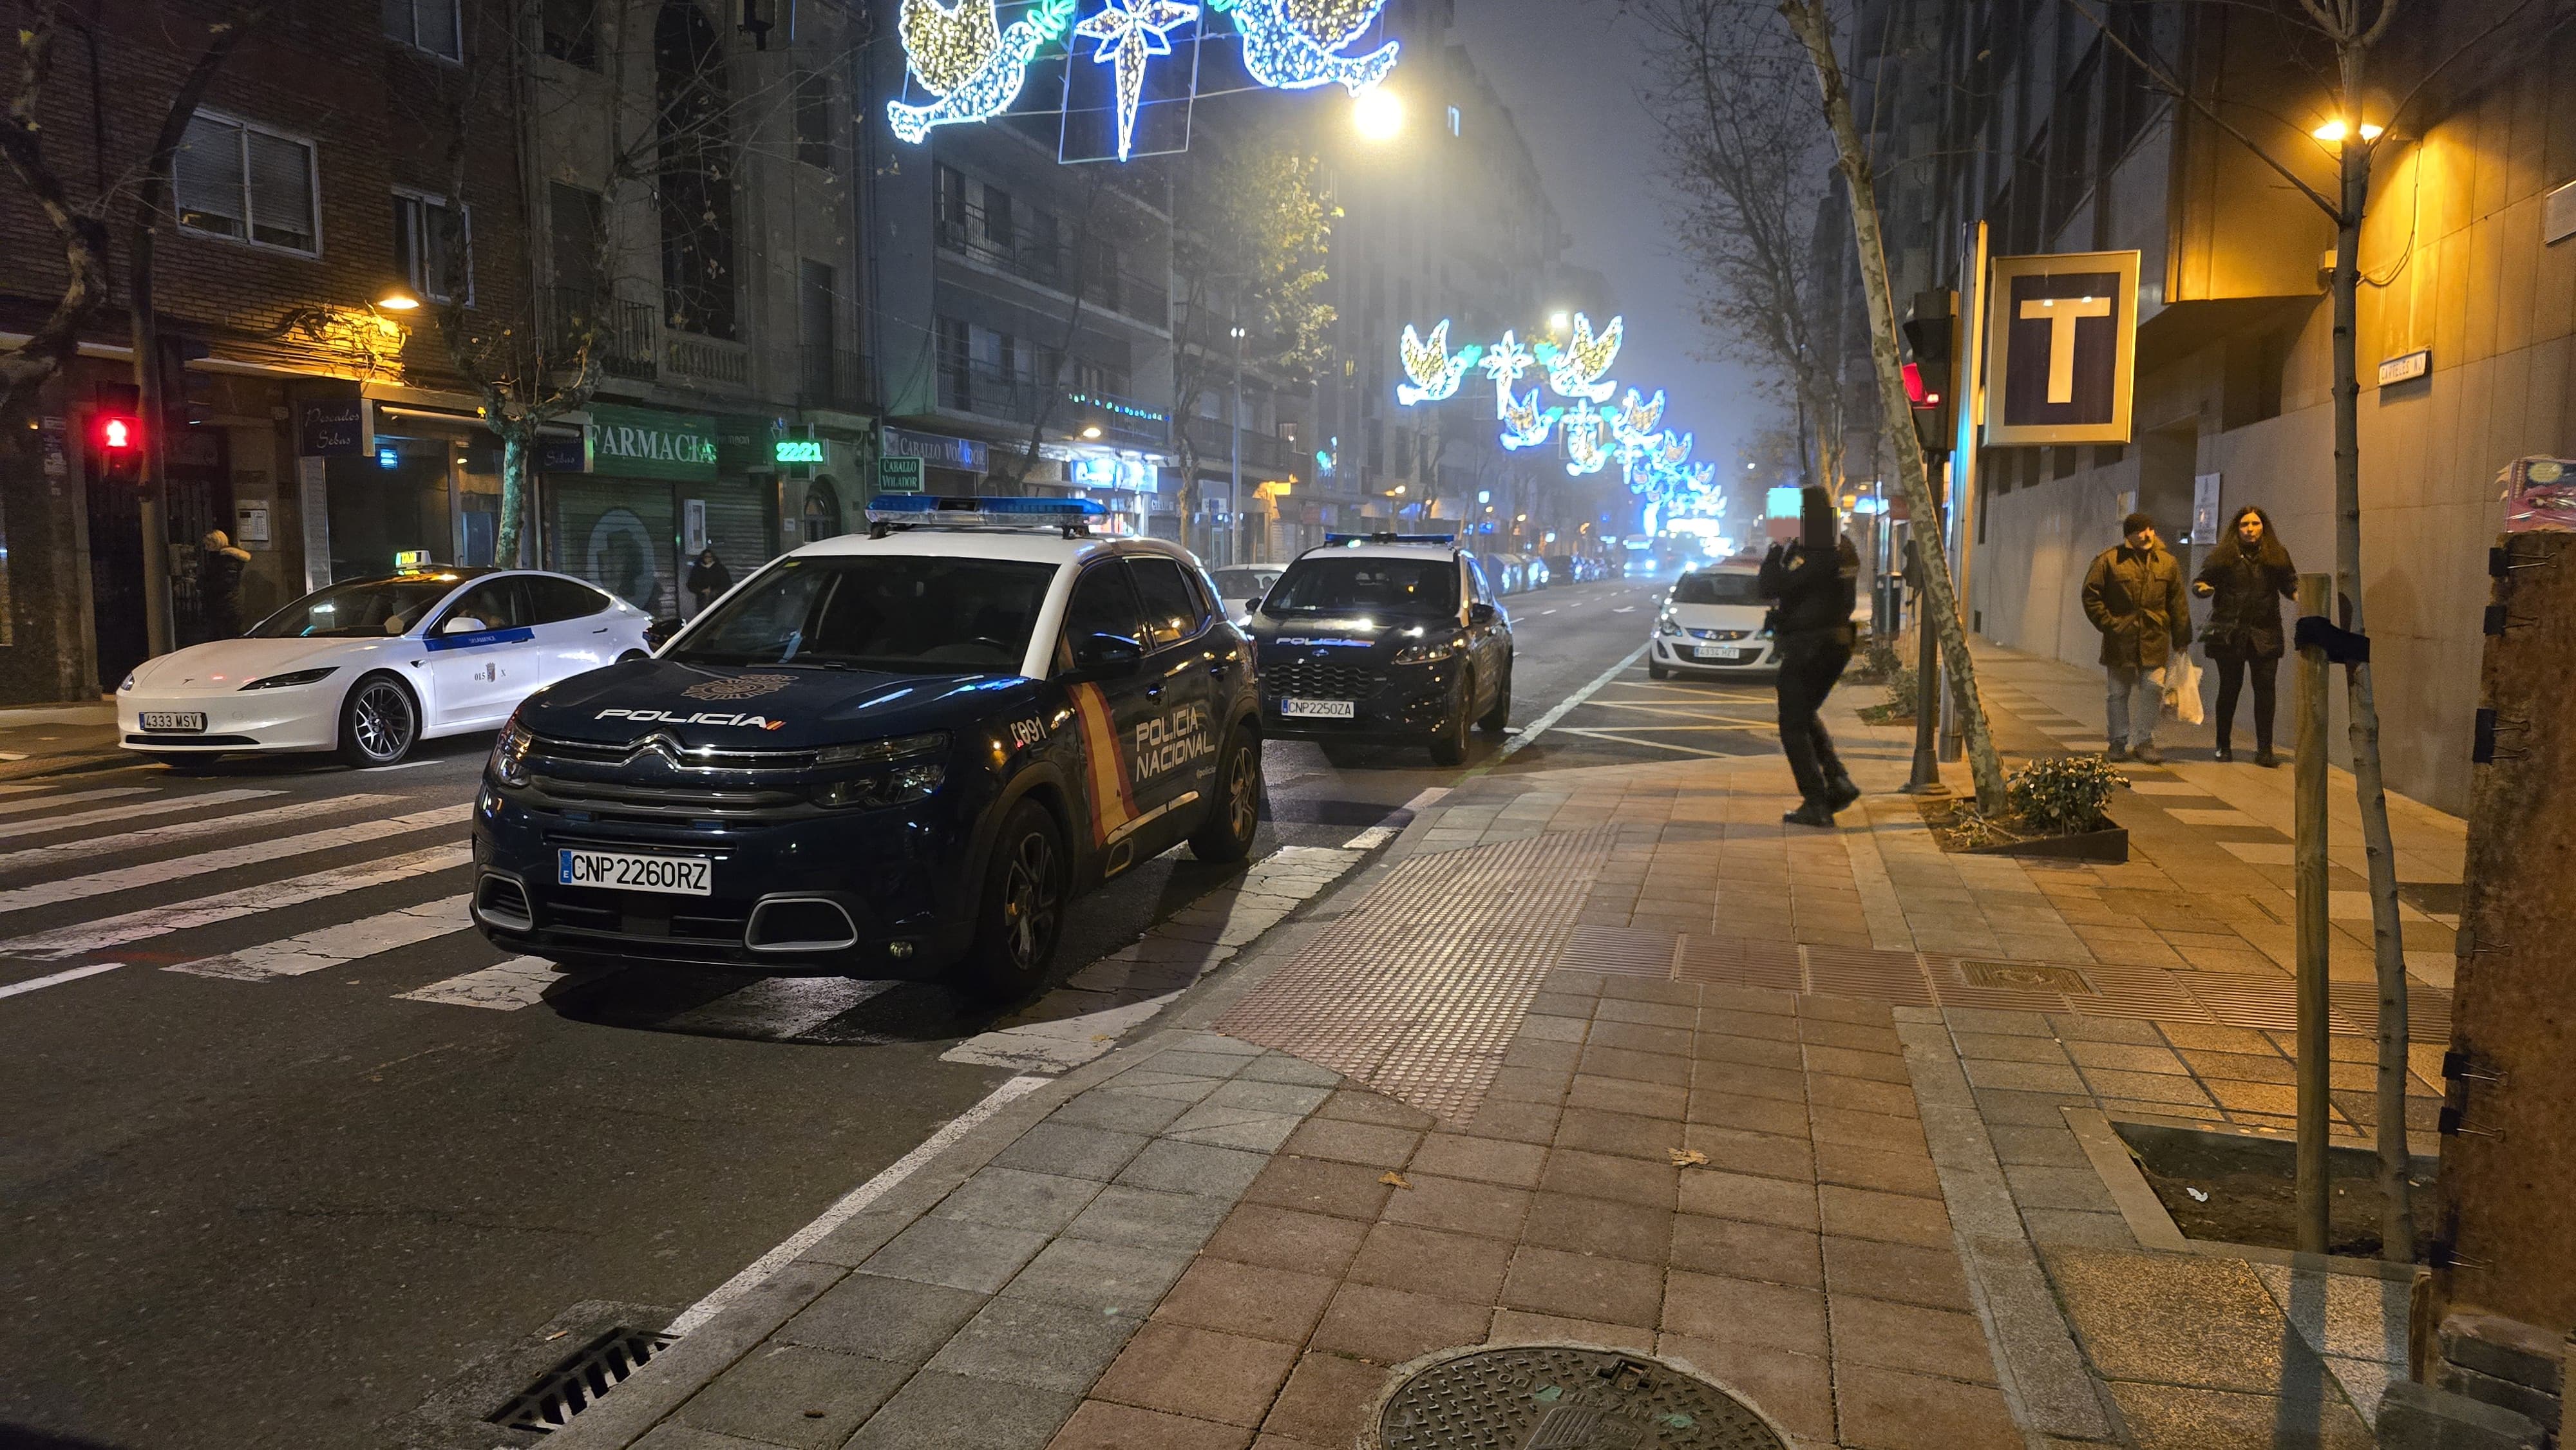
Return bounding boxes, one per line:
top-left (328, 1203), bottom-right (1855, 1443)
top-left (686, 547), bottom-right (732, 615)
top-left (198, 530), bottom-right (251, 639)
top-left (1759, 486), bottom-right (1862, 827)
top-left (2192, 504), bottom-right (2295, 767)
top-left (2081, 511), bottom-right (2191, 764)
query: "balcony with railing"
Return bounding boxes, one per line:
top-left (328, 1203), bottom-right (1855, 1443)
top-left (936, 359), bottom-right (1169, 453)
top-left (667, 332), bottom-right (751, 390)
top-left (548, 289), bottom-right (658, 381)
top-left (934, 202), bottom-right (1169, 330)
top-left (799, 345), bottom-right (871, 413)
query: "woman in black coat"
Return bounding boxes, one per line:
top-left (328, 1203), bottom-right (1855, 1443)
top-left (2192, 505), bottom-right (2295, 766)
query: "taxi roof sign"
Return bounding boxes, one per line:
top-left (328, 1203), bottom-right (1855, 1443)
top-left (864, 494), bottom-right (1108, 538)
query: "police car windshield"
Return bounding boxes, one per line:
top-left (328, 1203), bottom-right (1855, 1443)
top-left (670, 556), bottom-right (1056, 673)
top-left (1672, 570), bottom-right (1765, 606)
top-left (1265, 557), bottom-right (1457, 616)
top-left (247, 576), bottom-right (466, 638)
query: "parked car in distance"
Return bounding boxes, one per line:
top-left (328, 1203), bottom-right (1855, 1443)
top-left (1209, 566), bottom-right (1285, 623)
top-left (1648, 563), bottom-right (1776, 679)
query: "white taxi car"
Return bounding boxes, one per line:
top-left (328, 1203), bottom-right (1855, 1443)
top-left (118, 569), bottom-right (654, 767)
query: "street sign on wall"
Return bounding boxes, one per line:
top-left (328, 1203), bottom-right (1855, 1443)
top-left (1982, 250), bottom-right (2140, 446)
top-left (877, 454), bottom-right (925, 494)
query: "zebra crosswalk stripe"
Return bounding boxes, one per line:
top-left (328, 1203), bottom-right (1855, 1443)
top-left (0, 802), bottom-right (456, 918)
top-left (397, 957), bottom-right (597, 1010)
top-left (165, 894), bottom-right (473, 981)
top-left (3, 842), bottom-right (475, 958)
top-left (0, 786), bottom-right (155, 819)
top-left (0, 788), bottom-right (280, 842)
top-left (0, 794), bottom-right (406, 877)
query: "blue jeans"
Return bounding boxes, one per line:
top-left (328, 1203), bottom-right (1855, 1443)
top-left (2107, 664), bottom-right (2158, 749)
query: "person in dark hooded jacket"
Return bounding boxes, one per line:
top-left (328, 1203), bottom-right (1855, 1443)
top-left (1759, 486), bottom-right (1862, 827)
top-left (2192, 505), bottom-right (2296, 766)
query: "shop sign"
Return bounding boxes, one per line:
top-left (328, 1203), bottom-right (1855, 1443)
top-left (716, 415), bottom-right (770, 474)
top-left (877, 454), bottom-right (925, 493)
top-left (1982, 249), bottom-right (2140, 446)
top-left (538, 432), bottom-right (591, 473)
top-left (883, 427), bottom-right (983, 473)
top-left (298, 398), bottom-right (369, 457)
top-left (590, 404), bottom-right (719, 482)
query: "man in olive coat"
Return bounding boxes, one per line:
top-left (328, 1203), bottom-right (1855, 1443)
top-left (2080, 511), bottom-right (2191, 764)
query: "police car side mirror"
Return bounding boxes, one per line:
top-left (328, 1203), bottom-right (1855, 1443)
top-left (442, 616), bottom-right (488, 635)
top-left (1067, 632), bottom-right (1144, 681)
top-left (1470, 601), bottom-right (1498, 626)
top-left (643, 617), bottom-right (683, 648)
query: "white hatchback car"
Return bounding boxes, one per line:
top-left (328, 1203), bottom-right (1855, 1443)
top-left (1648, 564), bottom-right (1776, 678)
top-left (118, 569), bottom-right (654, 767)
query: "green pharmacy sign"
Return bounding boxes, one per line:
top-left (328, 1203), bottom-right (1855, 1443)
top-left (775, 438), bottom-right (826, 466)
top-left (589, 404), bottom-right (719, 482)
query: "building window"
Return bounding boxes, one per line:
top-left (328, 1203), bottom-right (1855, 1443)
top-left (655, 0), bottom-right (739, 340)
top-left (393, 191), bottom-right (472, 305)
top-left (1446, 104), bottom-right (1461, 137)
top-left (383, 0), bottom-right (463, 60)
top-left (793, 69), bottom-right (833, 170)
top-left (174, 111), bottom-right (319, 256)
top-left (542, 0), bottom-right (598, 66)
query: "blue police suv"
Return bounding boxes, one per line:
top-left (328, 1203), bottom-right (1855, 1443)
top-left (469, 498), bottom-right (1264, 999)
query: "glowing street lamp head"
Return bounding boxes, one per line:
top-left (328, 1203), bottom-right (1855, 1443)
top-left (1352, 86), bottom-right (1403, 142)
top-left (375, 290), bottom-right (421, 311)
top-left (1548, 310), bottom-right (1571, 336)
top-left (2311, 118), bottom-right (2382, 143)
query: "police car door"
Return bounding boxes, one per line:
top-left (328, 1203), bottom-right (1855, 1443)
top-left (1059, 560), bottom-right (1168, 867)
top-left (1122, 556), bottom-right (1221, 845)
top-left (424, 577), bottom-right (537, 727)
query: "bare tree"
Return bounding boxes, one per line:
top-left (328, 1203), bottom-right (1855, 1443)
top-left (1777, 0), bottom-right (2008, 811)
top-left (2064, 0), bottom-right (2551, 1268)
top-left (0, 3), bottom-right (111, 430)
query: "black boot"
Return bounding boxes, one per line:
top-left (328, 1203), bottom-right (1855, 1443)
top-left (1826, 773), bottom-right (1862, 811)
top-left (1783, 798), bottom-right (1838, 827)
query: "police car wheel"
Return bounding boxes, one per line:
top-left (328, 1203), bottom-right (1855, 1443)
top-left (1430, 675), bottom-right (1473, 767)
top-left (1187, 731), bottom-right (1262, 865)
top-left (960, 800), bottom-right (1066, 1001)
top-left (336, 674), bottom-right (419, 768)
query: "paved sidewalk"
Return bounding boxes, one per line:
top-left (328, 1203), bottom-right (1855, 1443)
top-left (522, 640), bottom-right (2432, 1450)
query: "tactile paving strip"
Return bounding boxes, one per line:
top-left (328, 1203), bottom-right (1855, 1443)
top-left (1217, 828), bottom-right (1615, 1122)
top-left (1580, 923), bottom-right (2454, 1039)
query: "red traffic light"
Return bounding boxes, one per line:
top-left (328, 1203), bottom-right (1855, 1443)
top-left (95, 414), bottom-right (140, 451)
top-left (1901, 363), bottom-right (1940, 410)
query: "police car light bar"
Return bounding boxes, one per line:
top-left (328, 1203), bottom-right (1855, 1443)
top-left (1322, 532), bottom-right (1457, 546)
top-left (865, 495), bottom-right (1109, 534)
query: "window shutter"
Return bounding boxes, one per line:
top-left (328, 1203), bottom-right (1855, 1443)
top-left (245, 131), bottom-right (314, 251)
top-left (173, 115), bottom-right (245, 237)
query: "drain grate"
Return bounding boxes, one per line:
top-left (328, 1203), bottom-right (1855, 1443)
top-left (1376, 1344), bottom-right (1786, 1449)
top-left (1958, 961), bottom-right (2096, 993)
top-left (489, 1326), bottom-right (674, 1434)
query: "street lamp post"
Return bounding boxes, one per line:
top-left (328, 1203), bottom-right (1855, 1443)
top-left (1229, 323), bottom-right (1246, 565)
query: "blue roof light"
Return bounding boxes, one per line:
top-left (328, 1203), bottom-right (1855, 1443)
top-left (864, 495), bottom-right (1110, 531)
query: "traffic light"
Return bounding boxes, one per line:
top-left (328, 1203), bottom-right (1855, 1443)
top-left (91, 397), bottom-right (144, 480)
top-left (1900, 289), bottom-right (1958, 459)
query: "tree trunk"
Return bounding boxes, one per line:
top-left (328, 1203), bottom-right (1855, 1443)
top-left (1780, 0), bottom-right (2007, 812)
top-left (497, 422), bottom-right (531, 567)
top-left (2327, 55), bottom-right (2414, 1256)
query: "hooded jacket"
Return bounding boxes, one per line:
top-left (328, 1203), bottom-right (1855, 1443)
top-left (2082, 536), bottom-right (2191, 670)
top-left (2192, 506), bottom-right (2296, 661)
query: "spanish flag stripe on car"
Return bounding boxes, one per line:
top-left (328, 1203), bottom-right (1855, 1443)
top-left (1068, 683), bottom-right (1137, 846)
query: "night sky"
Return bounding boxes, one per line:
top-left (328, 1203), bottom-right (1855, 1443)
top-left (1450, 0), bottom-right (1768, 480)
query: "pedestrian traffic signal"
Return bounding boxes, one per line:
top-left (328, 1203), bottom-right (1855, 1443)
top-left (92, 411), bottom-right (144, 478)
top-left (1900, 290), bottom-right (1958, 459)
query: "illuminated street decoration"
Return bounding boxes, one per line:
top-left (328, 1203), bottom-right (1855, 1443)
top-left (1562, 400), bottom-right (1610, 476)
top-left (1653, 429), bottom-right (1695, 471)
top-left (1479, 331), bottom-right (1535, 418)
top-left (1497, 380), bottom-right (1559, 450)
top-left (1396, 321), bottom-right (1479, 406)
top-left (1225, 0), bottom-right (1401, 93)
top-left (1539, 312), bottom-right (1621, 402)
top-left (1609, 387), bottom-right (1666, 447)
top-left (887, 0), bottom-right (1078, 143)
top-left (1076, 0), bottom-right (1203, 162)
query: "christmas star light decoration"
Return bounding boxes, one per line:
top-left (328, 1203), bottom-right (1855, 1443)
top-left (1395, 320), bottom-right (1479, 406)
top-left (888, 0), bottom-right (1077, 144)
top-left (1479, 331), bottom-right (1535, 418)
top-left (1562, 400), bottom-right (1610, 476)
top-left (1498, 379), bottom-right (1560, 450)
top-left (1076, 0), bottom-right (1202, 162)
top-left (1539, 312), bottom-right (1622, 402)
top-left (1224, 0), bottom-right (1401, 93)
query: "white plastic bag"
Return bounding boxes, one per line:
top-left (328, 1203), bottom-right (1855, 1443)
top-left (2161, 654), bottom-right (2205, 726)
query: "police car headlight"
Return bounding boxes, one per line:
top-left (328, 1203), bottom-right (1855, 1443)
top-left (814, 761), bottom-right (947, 809)
top-left (1391, 639), bottom-right (1461, 664)
top-left (490, 717), bottom-right (535, 788)
top-left (814, 731), bottom-right (948, 766)
top-left (241, 666), bottom-right (339, 690)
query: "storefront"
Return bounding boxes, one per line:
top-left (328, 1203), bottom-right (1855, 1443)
top-left (882, 427), bottom-right (985, 497)
top-left (544, 404), bottom-right (776, 621)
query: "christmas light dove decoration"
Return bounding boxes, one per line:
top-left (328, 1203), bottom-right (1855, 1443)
top-left (1653, 429), bottom-right (1695, 471)
top-left (1539, 312), bottom-right (1622, 403)
top-left (1497, 381), bottom-right (1560, 450)
top-left (1395, 320), bottom-right (1479, 406)
top-left (1609, 387), bottom-right (1667, 448)
top-left (1225, 0), bottom-right (1401, 93)
top-left (1479, 331), bottom-right (1535, 419)
top-left (888, 0), bottom-right (1077, 143)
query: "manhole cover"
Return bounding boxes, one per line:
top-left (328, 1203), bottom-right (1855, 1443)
top-left (1375, 1344), bottom-right (1788, 1449)
top-left (1960, 960), bottom-right (2094, 993)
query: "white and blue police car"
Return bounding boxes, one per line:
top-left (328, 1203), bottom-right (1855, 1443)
top-left (469, 498), bottom-right (1264, 1000)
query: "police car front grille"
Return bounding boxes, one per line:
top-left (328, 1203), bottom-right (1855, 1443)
top-left (531, 773), bottom-right (808, 822)
top-left (531, 735), bottom-right (819, 772)
top-left (1263, 659), bottom-right (1379, 699)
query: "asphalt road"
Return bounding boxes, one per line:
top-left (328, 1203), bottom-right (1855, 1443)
top-left (0, 570), bottom-right (1779, 1450)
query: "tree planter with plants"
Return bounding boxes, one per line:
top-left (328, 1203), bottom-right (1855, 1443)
top-left (1924, 755), bottom-right (2130, 863)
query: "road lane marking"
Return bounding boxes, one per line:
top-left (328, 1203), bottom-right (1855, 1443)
top-left (0, 787), bottom-right (155, 818)
top-left (0, 794), bottom-right (405, 876)
top-left (0, 802), bottom-right (454, 917)
top-left (0, 962), bottom-right (122, 1000)
top-left (3, 842), bottom-right (475, 957)
top-left (659, 978), bottom-right (898, 1037)
top-left (1488, 643), bottom-right (1651, 763)
top-left (665, 1074), bottom-right (1052, 1337)
top-left (397, 957), bottom-right (602, 1010)
top-left (166, 894), bottom-right (473, 981)
top-left (0, 788), bottom-right (279, 842)
top-left (1552, 728), bottom-right (1741, 758)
